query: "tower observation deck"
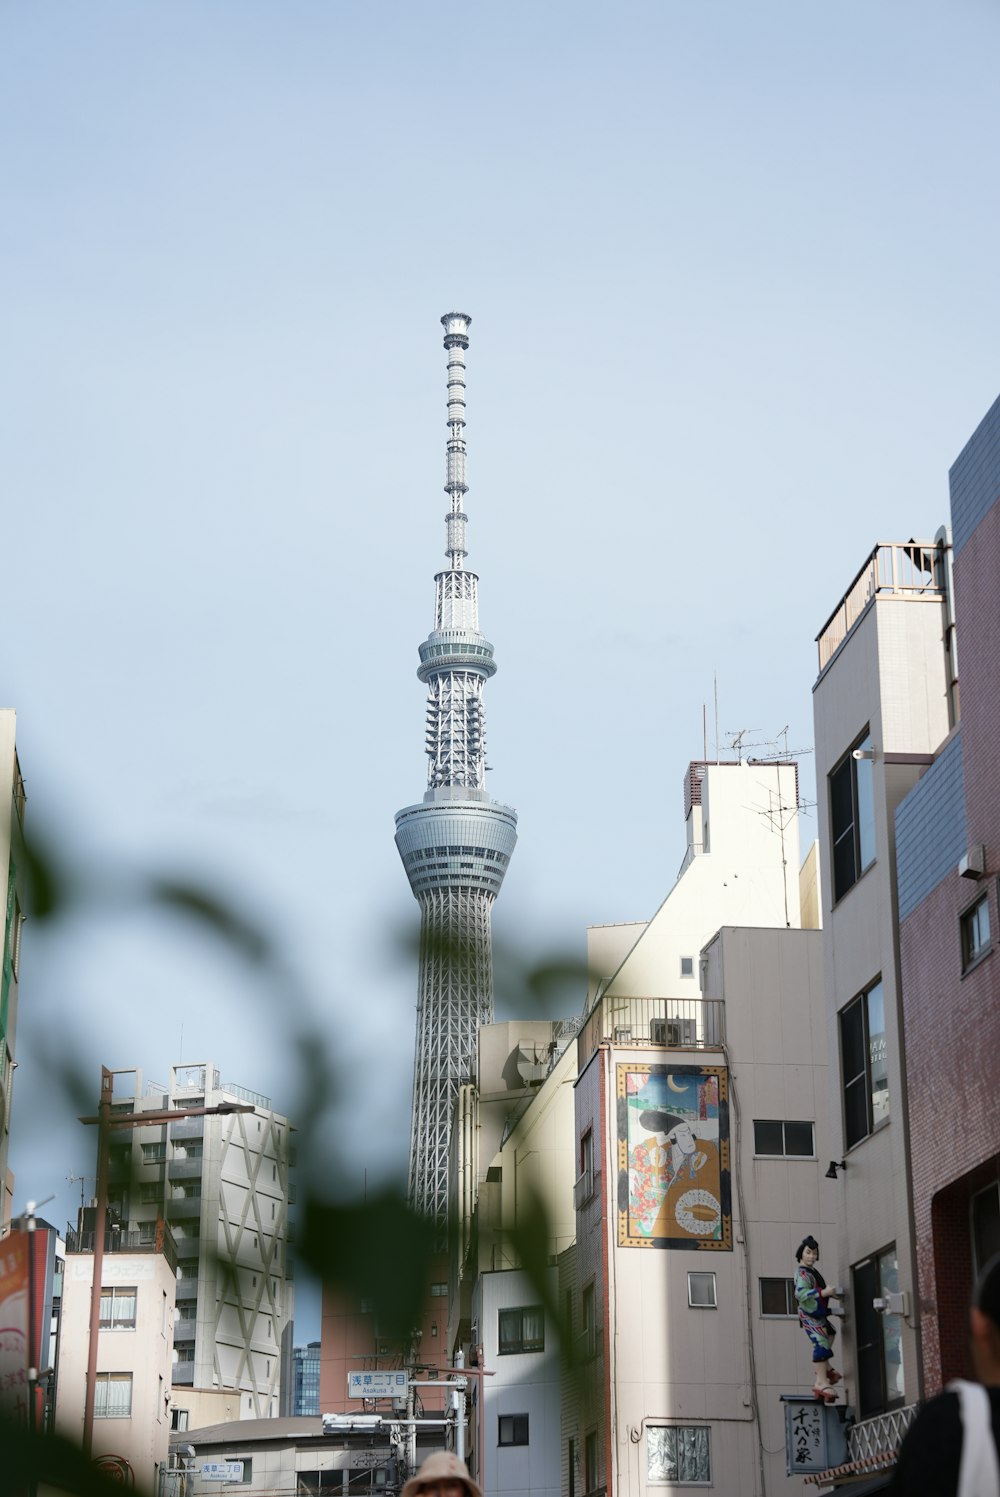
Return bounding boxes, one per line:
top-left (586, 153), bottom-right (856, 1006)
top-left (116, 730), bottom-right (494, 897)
top-left (395, 313), bottom-right (517, 1227)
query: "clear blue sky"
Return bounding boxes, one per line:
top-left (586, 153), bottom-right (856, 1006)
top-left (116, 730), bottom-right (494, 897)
top-left (3, 1), bottom-right (998, 1335)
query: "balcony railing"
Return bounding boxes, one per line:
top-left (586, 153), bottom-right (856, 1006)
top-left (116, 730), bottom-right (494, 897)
top-left (816, 540), bottom-right (944, 675)
top-left (168, 1159), bottom-right (204, 1181)
top-left (220, 1081), bottom-right (271, 1110)
top-left (169, 1116), bottom-right (205, 1141)
top-left (578, 996), bottom-right (724, 1069)
top-left (167, 1197), bottom-right (202, 1219)
top-left (848, 1403), bottom-right (918, 1468)
top-left (65, 1223), bottom-right (178, 1275)
top-left (171, 1363), bottom-right (195, 1386)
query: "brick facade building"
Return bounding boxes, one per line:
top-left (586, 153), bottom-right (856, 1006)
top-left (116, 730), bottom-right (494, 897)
top-left (895, 393), bottom-right (1000, 1395)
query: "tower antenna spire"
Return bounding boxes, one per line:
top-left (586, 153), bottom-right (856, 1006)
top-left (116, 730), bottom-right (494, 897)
top-left (442, 311), bottom-right (470, 572)
top-left (395, 315), bottom-right (518, 1231)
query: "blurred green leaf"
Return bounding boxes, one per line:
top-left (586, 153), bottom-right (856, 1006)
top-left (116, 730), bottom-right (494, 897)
top-left (21, 832), bottom-right (63, 921)
top-left (147, 878), bottom-right (273, 965)
top-left (297, 1190), bottom-right (439, 1339)
top-left (0, 1410), bottom-right (152, 1496)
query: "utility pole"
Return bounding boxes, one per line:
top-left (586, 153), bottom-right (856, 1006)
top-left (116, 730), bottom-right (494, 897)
top-left (78, 1066), bottom-right (254, 1457)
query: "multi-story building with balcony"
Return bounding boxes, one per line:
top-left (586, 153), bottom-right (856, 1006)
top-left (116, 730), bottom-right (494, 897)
top-left (559, 757), bottom-right (834, 1497)
top-left (102, 1063), bottom-right (294, 1427)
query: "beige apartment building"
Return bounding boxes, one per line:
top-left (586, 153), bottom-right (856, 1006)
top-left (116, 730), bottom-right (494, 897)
top-left (55, 1235), bottom-right (176, 1489)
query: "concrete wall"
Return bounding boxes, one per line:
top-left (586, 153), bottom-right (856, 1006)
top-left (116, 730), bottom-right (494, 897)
top-left (593, 761), bottom-right (802, 1006)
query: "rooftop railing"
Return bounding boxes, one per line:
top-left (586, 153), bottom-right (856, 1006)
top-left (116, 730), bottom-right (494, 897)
top-left (816, 541), bottom-right (944, 675)
top-left (65, 1222), bottom-right (178, 1274)
top-left (578, 995), bottom-right (725, 1070)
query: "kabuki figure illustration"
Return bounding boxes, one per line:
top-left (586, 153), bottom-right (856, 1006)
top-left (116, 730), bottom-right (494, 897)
top-left (795, 1236), bottom-right (844, 1401)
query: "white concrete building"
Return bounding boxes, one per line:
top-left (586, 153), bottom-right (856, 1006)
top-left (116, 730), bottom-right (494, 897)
top-left (810, 539), bottom-right (954, 1444)
top-left (450, 1019), bottom-right (579, 1497)
top-left (103, 1063), bottom-right (294, 1426)
top-left (55, 1239), bottom-right (176, 1489)
top-left (564, 757), bottom-right (835, 1497)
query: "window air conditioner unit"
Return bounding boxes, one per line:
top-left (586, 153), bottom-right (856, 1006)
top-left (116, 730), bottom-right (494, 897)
top-left (612, 1025), bottom-right (633, 1045)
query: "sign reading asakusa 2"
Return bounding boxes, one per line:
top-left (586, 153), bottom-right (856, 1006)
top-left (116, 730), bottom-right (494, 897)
top-left (347, 1370), bottom-right (408, 1398)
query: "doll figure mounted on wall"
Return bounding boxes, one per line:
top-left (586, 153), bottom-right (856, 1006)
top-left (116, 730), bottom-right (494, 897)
top-left (795, 1235), bottom-right (844, 1401)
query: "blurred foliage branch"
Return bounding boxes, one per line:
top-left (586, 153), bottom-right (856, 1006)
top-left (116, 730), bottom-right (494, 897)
top-left (9, 832), bottom-right (592, 1494)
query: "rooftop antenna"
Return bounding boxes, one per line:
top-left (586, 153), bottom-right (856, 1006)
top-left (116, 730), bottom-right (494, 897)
top-left (714, 673), bottom-right (719, 764)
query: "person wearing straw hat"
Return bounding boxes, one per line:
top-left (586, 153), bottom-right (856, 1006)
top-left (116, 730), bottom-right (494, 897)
top-left (400, 1451), bottom-right (483, 1497)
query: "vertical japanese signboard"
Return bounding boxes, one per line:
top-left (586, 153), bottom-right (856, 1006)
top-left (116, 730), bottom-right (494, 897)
top-left (782, 1396), bottom-right (848, 1475)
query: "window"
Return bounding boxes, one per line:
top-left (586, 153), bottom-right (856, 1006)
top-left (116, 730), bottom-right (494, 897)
top-left (830, 730), bottom-right (875, 902)
top-left (687, 1272), bottom-right (716, 1308)
top-left (853, 1245), bottom-right (905, 1417)
top-left (961, 894), bottom-right (991, 972)
top-left (498, 1305), bottom-right (544, 1355)
top-left (498, 1413), bottom-right (529, 1446)
top-left (753, 1120), bottom-right (815, 1158)
top-left (576, 1129), bottom-right (594, 1205)
top-left (140, 1182), bottom-right (163, 1204)
top-left (94, 1372), bottom-right (133, 1418)
top-left (584, 1431), bottom-right (599, 1494)
top-left (680, 956), bottom-right (694, 978)
top-left (99, 1285), bottom-right (137, 1330)
top-left (142, 1142), bottom-right (166, 1163)
top-left (581, 1283), bottom-right (597, 1358)
top-left (647, 1426), bottom-right (711, 1485)
top-left (430, 1282), bottom-right (448, 1297)
top-left (138, 1221), bottom-right (156, 1244)
top-left (759, 1278), bottom-right (797, 1316)
top-left (972, 1184), bottom-right (1000, 1278)
top-left (222, 1459), bottom-right (252, 1484)
top-left (171, 1408), bottom-right (189, 1431)
top-left (840, 978), bottom-right (888, 1147)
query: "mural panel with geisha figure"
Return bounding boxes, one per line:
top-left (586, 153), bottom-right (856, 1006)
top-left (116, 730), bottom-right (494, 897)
top-left (617, 1063), bottom-right (732, 1250)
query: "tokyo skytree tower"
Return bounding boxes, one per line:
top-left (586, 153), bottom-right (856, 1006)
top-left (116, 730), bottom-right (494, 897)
top-left (395, 313), bottom-right (517, 1226)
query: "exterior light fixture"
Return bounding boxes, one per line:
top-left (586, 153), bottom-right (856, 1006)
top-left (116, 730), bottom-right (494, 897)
top-left (825, 1159), bottom-right (847, 1180)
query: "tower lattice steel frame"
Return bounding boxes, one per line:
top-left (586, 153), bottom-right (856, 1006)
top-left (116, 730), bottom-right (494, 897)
top-left (395, 313), bottom-right (517, 1226)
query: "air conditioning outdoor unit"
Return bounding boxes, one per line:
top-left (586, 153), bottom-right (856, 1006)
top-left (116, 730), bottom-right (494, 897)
top-left (650, 1017), bottom-right (697, 1047)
